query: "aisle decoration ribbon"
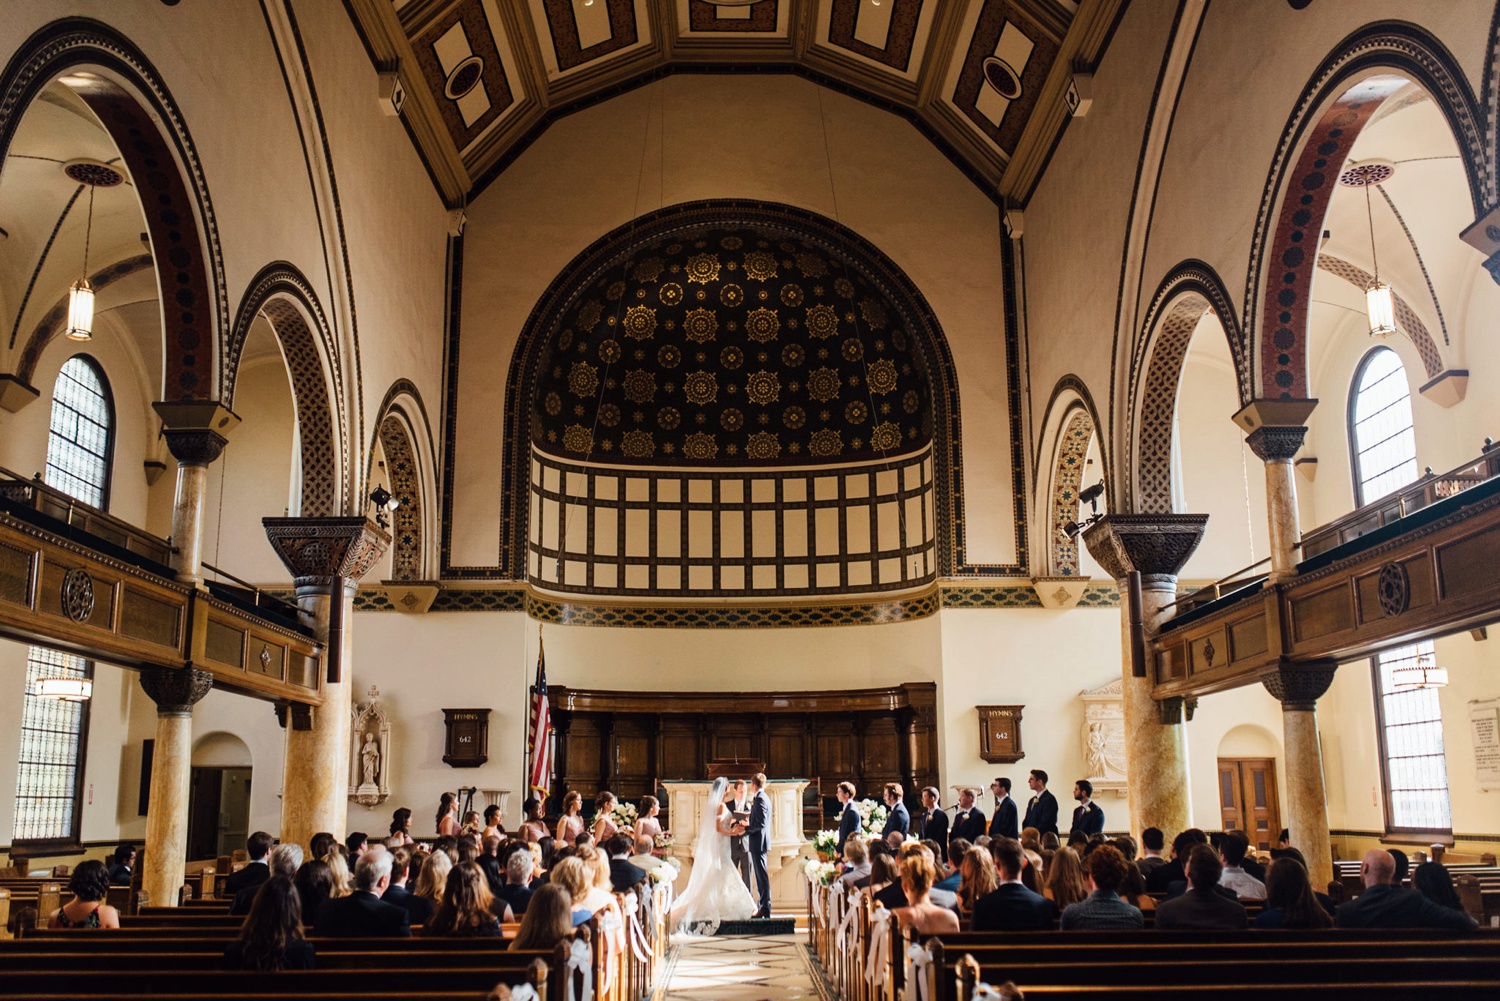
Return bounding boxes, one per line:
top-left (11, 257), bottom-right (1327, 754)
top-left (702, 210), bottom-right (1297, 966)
top-left (564, 937), bottom-right (593, 1001)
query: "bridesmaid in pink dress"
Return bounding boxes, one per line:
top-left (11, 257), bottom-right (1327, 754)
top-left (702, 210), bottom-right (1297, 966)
top-left (555, 791), bottom-right (585, 845)
top-left (634, 795), bottom-right (663, 847)
top-left (592, 792), bottom-right (619, 843)
top-left (435, 792), bottom-right (460, 837)
top-left (519, 796), bottom-right (550, 844)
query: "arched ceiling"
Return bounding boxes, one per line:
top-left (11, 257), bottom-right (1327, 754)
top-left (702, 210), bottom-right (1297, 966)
top-left (348, 0), bottom-right (1124, 207)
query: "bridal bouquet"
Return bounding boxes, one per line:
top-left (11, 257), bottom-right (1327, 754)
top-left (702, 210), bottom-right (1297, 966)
top-left (609, 802), bottom-right (639, 829)
top-left (653, 832), bottom-right (674, 851)
top-left (854, 798), bottom-right (888, 836)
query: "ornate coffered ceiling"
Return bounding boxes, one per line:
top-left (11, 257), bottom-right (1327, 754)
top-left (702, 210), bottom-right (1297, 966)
top-left (348, 0), bottom-right (1124, 208)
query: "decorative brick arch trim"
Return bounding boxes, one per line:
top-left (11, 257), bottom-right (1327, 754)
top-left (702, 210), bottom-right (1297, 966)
top-left (1316, 253), bottom-right (1443, 378)
top-left (227, 264), bottom-right (343, 517)
top-left (370, 380), bottom-right (436, 582)
top-left (490, 199), bottom-right (968, 580)
top-left (1129, 263), bottom-right (1245, 514)
top-left (1245, 23), bottom-right (1487, 401)
top-left (1050, 407), bottom-right (1096, 577)
top-left (0, 18), bottom-right (226, 399)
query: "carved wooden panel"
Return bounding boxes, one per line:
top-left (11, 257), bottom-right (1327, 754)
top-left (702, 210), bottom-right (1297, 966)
top-left (976, 705), bottom-right (1024, 763)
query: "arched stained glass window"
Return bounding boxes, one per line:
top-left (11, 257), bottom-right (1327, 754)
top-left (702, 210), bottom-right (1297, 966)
top-left (45, 355), bottom-right (114, 509)
top-left (1348, 347), bottom-right (1418, 506)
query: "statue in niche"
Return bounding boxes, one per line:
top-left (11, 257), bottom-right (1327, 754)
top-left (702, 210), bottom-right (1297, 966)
top-left (361, 731), bottom-right (381, 788)
top-left (349, 686), bottom-right (392, 807)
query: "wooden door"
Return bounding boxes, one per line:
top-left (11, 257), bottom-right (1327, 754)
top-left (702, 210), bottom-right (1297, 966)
top-left (186, 768), bottom-right (223, 862)
top-left (1216, 757), bottom-right (1280, 853)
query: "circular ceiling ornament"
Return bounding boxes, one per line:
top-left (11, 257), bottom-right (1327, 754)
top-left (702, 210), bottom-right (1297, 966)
top-left (1338, 159), bottom-right (1396, 187)
top-left (982, 57), bottom-right (1023, 100)
top-left (444, 56), bottom-right (484, 100)
top-left (62, 158), bottom-right (126, 187)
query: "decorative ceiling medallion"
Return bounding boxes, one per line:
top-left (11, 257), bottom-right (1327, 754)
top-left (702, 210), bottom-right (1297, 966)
top-left (444, 55), bottom-right (484, 100)
top-left (1376, 561), bottom-right (1410, 618)
top-left (1339, 159), bottom-right (1396, 187)
top-left (61, 158), bottom-right (126, 187)
top-left (982, 56), bottom-right (1022, 99)
top-left (61, 567), bottom-right (96, 623)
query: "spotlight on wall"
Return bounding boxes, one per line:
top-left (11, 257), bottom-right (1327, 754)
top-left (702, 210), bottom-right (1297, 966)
top-left (1062, 482), bottom-right (1107, 541)
top-left (369, 484), bottom-right (400, 529)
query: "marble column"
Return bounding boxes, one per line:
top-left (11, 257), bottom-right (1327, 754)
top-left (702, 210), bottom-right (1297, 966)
top-left (152, 402), bottom-right (241, 585)
top-left (138, 667), bottom-right (213, 907)
top-left (1082, 514), bottom-right (1208, 840)
top-left (1262, 661), bottom-right (1338, 890)
top-left (1245, 425), bottom-right (1308, 584)
top-left (263, 518), bottom-right (389, 852)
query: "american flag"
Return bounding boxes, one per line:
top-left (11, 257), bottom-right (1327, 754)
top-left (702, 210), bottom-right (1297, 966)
top-left (525, 636), bottom-right (552, 800)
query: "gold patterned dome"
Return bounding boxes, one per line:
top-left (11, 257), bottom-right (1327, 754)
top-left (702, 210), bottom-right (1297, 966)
top-left (532, 223), bottom-right (931, 465)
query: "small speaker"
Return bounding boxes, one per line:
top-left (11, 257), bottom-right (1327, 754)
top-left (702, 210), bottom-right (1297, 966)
top-left (379, 71), bottom-right (405, 117)
top-left (1003, 208), bottom-right (1025, 240)
top-left (1066, 73), bottom-right (1094, 118)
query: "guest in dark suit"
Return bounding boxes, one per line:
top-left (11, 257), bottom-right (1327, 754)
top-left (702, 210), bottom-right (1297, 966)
top-left (380, 847), bottom-right (424, 925)
top-left (476, 835), bottom-right (505, 895)
top-left (915, 787), bottom-right (948, 858)
top-left (224, 877), bottom-right (316, 970)
top-left (972, 837), bottom-right (1056, 931)
top-left (1145, 828), bottom-right (1207, 894)
top-left (496, 847), bottom-right (537, 916)
top-left (1022, 770), bottom-right (1059, 837)
top-left (1154, 845), bottom-right (1247, 930)
top-left (224, 831), bottom-right (275, 897)
top-left (107, 843), bottom-right (136, 886)
top-left (312, 847), bottom-right (412, 937)
top-left (1335, 850), bottom-right (1477, 930)
top-left (881, 783), bottom-right (910, 841)
top-left (1068, 780), bottom-right (1105, 840)
top-left (1137, 827), bottom-right (1167, 877)
top-left (950, 788), bottom-right (986, 845)
top-left (232, 843), bottom-right (303, 916)
top-left (835, 781), bottom-right (861, 855)
top-left (606, 833), bottom-right (646, 892)
top-left (989, 778), bottom-right (1019, 840)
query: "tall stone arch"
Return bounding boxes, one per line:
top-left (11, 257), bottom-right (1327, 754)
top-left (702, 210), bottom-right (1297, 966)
top-left (370, 380), bottom-right (436, 582)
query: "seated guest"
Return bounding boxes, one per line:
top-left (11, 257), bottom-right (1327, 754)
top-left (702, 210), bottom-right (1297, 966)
top-left (937, 840), bottom-right (967, 892)
top-left (867, 852), bottom-right (900, 894)
top-left (519, 797), bottom-right (551, 845)
top-left (1155, 845), bottom-right (1247, 930)
top-left (1137, 827), bottom-right (1167, 877)
top-left (1020, 847), bottom-right (1044, 893)
top-left (47, 860), bottom-right (119, 929)
top-left (425, 861), bottom-right (505, 937)
top-left (313, 847), bottom-right (412, 937)
top-left (309, 832), bottom-right (336, 863)
top-left (552, 857), bottom-right (596, 927)
top-left (876, 843), bottom-right (960, 911)
top-left (232, 843), bottom-right (302, 916)
top-left (575, 844), bottom-right (617, 916)
top-left (1020, 827), bottom-right (1041, 853)
top-left (1044, 846), bottom-right (1088, 912)
top-left (346, 832), bottom-right (368, 858)
top-left (382, 847), bottom-right (426, 926)
top-left (1218, 831), bottom-right (1266, 901)
top-left (1255, 857), bottom-right (1331, 929)
top-left (510, 884), bottom-right (575, 952)
top-left (972, 838), bottom-right (1056, 932)
top-left (498, 846), bottom-right (538, 915)
top-left (1117, 859), bottom-right (1155, 913)
top-left (1145, 828), bottom-right (1208, 894)
top-left (891, 845), bottom-right (960, 935)
top-left (629, 835), bottom-right (675, 879)
top-left (606, 833), bottom-right (647, 893)
top-left (477, 835), bottom-right (505, 895)
top-left (1412, 861), bottom-right (1467, 915)
top-left (1040, 831), bottom-right (1060, 852)
top-left (957, 843), bottom-right (999, 915)
top-left (389, 807), bottom-right (415, 846)
top-left (837, 837), bottom-right (872, 889)
top-left (1060, 844), bottom-right (1143, 930)
top-left (409, 849), bottom-right (452, 926)
top-left (1110, 835), bottom-right (1138, 863)
top-left (225, 831), bottom-right (275, 896)
top-left (1388, 848), bottom-right (1410, 887)
top-left (224, 876), bottom-right (315, 970)
top-left (458, 841), bottom-right (482, 866)
top-left (293, 860), bottom-right (333, 926)
top-left (323, 849), bottom-right (352, 898)
top-left (886, 830), bottom-right (907, 850)
top-left (107, 843), bottom-right (136, 886)
top-left (1335, 850), bottom-right (1476, 930)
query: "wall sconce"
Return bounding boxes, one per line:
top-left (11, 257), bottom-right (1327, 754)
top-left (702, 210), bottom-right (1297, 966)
top-left (369, 484), bottom-right (399, 529)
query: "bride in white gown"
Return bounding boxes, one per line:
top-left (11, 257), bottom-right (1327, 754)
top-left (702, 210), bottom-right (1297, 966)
top-left (670, 776), bottom-right (757, 936)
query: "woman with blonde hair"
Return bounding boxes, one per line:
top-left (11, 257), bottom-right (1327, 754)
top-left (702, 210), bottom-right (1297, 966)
top-left (555, 791), bottom-right (585, 846)
top-left (322, 850), bottom-right (352, 899)
top-left (958, 844), bottom-right (998, 915)
top-left (574, 844), bottom-right (616, 916)
top-left (424, 862), bottom-right (504, 937)
top-left (892, 847), bottom-right (960, 935)
top-left (551, 856), bottom-right (595, 927)
top-left (410, 848), bottom-right (452, 926)
top-left (1045, 845), bottom-right (1088, 911)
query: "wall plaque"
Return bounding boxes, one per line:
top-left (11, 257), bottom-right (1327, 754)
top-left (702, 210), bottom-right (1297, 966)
top-left (976, 705), bottom-right (1024, 763)
top-left (441, 707), bottom-right (491, 768)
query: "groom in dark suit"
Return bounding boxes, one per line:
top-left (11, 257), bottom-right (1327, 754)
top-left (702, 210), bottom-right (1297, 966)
top-left (746, 773), bottom-right (773, 918)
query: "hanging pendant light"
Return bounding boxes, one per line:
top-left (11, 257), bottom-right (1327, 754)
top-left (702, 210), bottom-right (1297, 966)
top-left (36, 677), bottom-right (93, 701)
top-left (1347, 161), bottom-right (1398, 338)
top-left (66, 184), bottom-right (96, 342)
top-left (1391, 650), bottom-right (1448, 691)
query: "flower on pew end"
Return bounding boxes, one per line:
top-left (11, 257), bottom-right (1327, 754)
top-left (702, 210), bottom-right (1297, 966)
top-left (802, 859), bottom-right (838, 885)
top-left (813, 830), bottom-right (838, 857)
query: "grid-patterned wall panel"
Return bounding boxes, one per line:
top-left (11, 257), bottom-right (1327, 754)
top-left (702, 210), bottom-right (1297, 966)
top-left (528, 445), bottom-right (936, 597)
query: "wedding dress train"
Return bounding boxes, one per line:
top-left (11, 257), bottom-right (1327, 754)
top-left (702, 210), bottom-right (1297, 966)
top-left (670, 776), bottom-right (757, 936)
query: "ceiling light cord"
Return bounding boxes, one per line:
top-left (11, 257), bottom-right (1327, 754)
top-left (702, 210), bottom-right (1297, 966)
top-left (1365, 180), bottom-right (1380, 285)
top-left (81, 184), bottom-right (95, 277)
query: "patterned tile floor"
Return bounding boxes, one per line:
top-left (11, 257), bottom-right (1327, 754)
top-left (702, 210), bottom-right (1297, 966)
top-left (653, 933), bottom-right (830, 1001)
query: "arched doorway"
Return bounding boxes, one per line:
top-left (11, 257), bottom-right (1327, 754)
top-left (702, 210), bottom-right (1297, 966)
top-left (188, 731), bottom-right (252, 862)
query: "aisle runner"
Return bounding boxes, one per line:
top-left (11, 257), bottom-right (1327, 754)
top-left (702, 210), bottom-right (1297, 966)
top-left (653, 933), bottom-right (831, 1001)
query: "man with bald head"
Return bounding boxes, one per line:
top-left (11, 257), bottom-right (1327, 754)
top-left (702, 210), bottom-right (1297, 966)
top-left (1334, 849), bottom-right (1475, 930)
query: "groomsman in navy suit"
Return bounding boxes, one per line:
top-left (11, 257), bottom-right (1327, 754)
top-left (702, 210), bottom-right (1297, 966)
top-left (915, 786), bottom-right (948, 859)
top-left (881, 783), bottom-right (910, 840)
top-left (1069, 779), bottom-right (1105, 838)
top-left (835, 781), bottom-right (861, 854)
top-left (949, 787), bottom-right (987, 845)
top-left (989, 777), bottom-right (1019, 839)
top-left (1022, 769), bottom-right (1059, 836)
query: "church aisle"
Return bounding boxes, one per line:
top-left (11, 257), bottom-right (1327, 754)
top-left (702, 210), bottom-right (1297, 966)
top-left (653, 933), bottom-right (830, 1001)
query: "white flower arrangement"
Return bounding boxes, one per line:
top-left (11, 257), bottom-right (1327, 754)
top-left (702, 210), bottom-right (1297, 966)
top-left (854, 798), bottom-right (888, 836)
top-left (653, 832), bottom-right (675, 850)
top-left (608, 802), bottom-right (638, 829)
top-left (801, 860), bottom-right (838, 886)
top-left (665, 855), bottom-right (681, 871)
top-left (813, 830), bottom-right (838, 856)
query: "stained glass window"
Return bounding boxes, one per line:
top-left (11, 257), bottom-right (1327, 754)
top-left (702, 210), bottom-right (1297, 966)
top-left (44, 355), bottom-right (113, 509)
top-left (1373, 641), bottom-right (1451, 832)
top-left (12, 647), bottom-right (91, 843)
top-left (1349, 347), bottom-right (1418, 506)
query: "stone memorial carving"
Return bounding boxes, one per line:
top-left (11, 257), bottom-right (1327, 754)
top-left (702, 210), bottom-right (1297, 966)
top-left (1079, 678), bottom-right (1127, 794)
top-left (349, 685), bottom-right (392, 807)
top-left (1470, 696), bottom-right (1500, 790)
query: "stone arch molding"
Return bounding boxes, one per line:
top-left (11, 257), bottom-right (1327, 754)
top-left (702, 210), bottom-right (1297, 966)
top-left (1245, 22), bottom-right (1487, 402)
top-left (226, 263), bottom-right (345, 518)
top-left (369, 380), bottom-right (437, 582)
top-left (1128, 263), bottom-right (1245, 515)
top-left (1034, 376), bottom-right (1108, 577)
top-left (0, 17), bottom-right (228, 400)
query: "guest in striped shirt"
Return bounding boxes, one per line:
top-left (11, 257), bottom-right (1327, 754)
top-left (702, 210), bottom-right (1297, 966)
top-left (1059, 844), bottom-right (1144, 930)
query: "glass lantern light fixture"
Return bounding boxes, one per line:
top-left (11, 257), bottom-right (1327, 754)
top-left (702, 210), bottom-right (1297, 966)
top-left (65, 183), bottom-right (97, 342)
top-left (1359, 167), bottom-right (1397, 338)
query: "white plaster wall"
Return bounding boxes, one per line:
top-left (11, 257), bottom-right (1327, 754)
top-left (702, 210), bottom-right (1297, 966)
top-left (457, 74), bottom-right (1016, 571)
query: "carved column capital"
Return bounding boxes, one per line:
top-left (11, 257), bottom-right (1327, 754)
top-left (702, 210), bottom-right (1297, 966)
top-left (152, 401), bottom-right (241, 465)
top-left (262, 517), bottom-right (392, 590)
top-left (273, 700), bottom-right (315, 730)
top-left (139, 666), bottom-right (213, 716)
top-left (1081, 514), bottom-right (1209, 586)
top-left (1261, 661), bottom-right (1338, 711)
top-left (1245, 425), bottom-right (1308, 463)
top-left (1156, 695), bottom-right (1198, 725)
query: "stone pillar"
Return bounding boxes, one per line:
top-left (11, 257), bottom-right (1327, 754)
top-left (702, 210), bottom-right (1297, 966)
top-left (263, 518), bottom-right (389, 852)
top-left (152, 402), bottom-right (241, 585)
top-left (1262, 661), bottom-right (1338, 891)
top-left (1245, 426), bottom-right (1308, 583)
top-left (1082, 514), bottom-right (1208, 840)
top-left (138, 667), bottom-right (213, 907)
